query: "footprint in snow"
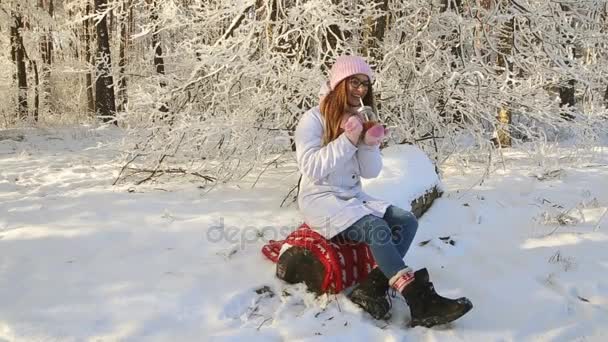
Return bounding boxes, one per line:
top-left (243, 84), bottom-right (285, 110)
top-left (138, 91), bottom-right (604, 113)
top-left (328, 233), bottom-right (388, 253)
top-left (219, 285), bottom-right (278, 323)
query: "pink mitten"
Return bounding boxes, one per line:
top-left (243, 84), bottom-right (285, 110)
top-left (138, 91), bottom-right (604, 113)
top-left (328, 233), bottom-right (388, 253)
top-left (363, 124), bottom-right (386, 145)
top-left (342, 115), bottom-right (363, 145)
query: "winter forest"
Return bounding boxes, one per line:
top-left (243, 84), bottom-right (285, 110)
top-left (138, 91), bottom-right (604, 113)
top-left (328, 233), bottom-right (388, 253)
top-left (1, 0), bottom-right (608, 341)
top-left (2, 0), bottom-right (607, 181)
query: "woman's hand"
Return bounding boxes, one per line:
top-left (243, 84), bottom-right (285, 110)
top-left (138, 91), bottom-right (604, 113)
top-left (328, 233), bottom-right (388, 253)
top-left (341, 115), bottom-right (363, 146)
top-left (363, 124), bottom-right (387, 146)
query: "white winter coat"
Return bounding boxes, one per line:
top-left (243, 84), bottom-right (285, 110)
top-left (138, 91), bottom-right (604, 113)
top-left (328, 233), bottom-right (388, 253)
top-left (295, 106), bottom-right (391, 239)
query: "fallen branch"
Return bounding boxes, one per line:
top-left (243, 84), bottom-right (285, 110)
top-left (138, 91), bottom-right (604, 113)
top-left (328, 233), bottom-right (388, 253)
top-left (280, 175), bottom-right (301, 207)
top-left (135, 133), bottom-right (186, 185)
top-left (399, 135), bottom-right (445, 144)
top-left (113, 153), bottom-right (143, 185)
top-left (594, 208), bottom-right (608, 231)
top-left (124, 167), bottom-right (217, 185)
top-left (114, 132), bottom-right (156, 185)
top-left (251, 154), bottom-right (284, 189)
top-left (257, 317), bottom-right (272, 331)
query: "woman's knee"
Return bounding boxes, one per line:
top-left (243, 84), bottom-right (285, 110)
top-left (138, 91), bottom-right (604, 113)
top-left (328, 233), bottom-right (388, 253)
top-left (390, 211), bottom-right (418, 244)
top-left (388, 206), bottom-right (418, 230)
top-left (405, 211), bottom-right (419, 232)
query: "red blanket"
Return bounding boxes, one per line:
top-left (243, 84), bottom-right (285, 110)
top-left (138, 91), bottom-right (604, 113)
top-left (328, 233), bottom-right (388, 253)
top-left (262, 223), bottom-right (377, 293)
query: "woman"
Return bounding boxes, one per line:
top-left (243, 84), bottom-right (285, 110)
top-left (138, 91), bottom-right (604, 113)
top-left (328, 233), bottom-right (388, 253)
top-left (294, 55), bottom-right (472, 327)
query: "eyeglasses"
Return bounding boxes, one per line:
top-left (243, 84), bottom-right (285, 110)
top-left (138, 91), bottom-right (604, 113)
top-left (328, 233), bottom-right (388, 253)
top-left (348, 77), bottom-right (371, 90)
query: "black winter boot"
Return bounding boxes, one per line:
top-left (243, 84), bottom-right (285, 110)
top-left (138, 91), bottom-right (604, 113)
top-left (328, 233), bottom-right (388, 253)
top-left (348, 267), bottom-right (391, 319)
top-left (395, 268), bottom-right (473, 328)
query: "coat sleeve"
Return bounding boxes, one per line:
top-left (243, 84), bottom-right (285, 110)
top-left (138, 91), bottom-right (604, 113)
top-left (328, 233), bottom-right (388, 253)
top-left (295, 110), bottom-right (358, 181)
top-left (356, 143), bottom-right (383, 178)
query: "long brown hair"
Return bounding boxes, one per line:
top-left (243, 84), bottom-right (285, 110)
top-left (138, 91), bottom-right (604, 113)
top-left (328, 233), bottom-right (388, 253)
top-left (320, 78), bottom-right (375, 145)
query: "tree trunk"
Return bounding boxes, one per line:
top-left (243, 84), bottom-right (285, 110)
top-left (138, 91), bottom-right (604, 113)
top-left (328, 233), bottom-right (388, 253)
top-left (94, 0), bottom-right (117, 124)
top-left (33, 61), bottom-right (39, 121)
top-left (84, 0), bottom-right (95, 114)
top-left (441, 0), bottom-right (464, 70)
top-left (362, 0), bottom-right (388, 62)
top-left (557, 72), bottom-right (576, 122)
top-left (322, 0), bottom-right (350, 69)
top-left (12, 13), bottom-right (28, 120)
top-left (38, 0), bottom-right (54, 118)
top-left (494, 1), bottom-right (513, 148)
top-left (48, 0), bottom-right (54, 63)
top-left (437, 0), bottom-right (465, 125)
top-left (474, 0), bottom-right (493, 64)
top-left (117, 0), bottom-right (130, 112)
top-left (602, 7), bottom-right (608, 109)
top-left (108, 7), bottom-right (114, 43)
top-left (559, 79), bottom-right (576, 107)
top-left (66, 8), bottom-right (80, 60)
top-left (441, 0), bottom-right (463, 13)
top-left (558, 4), bottom-right (576, 121)
top-left (152, 30), bottom-right (165, 82)
top-left (151, 0), bottom-right (169, 114)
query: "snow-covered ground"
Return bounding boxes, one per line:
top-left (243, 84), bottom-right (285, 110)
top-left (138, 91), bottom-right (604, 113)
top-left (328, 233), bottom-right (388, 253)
top-left (1, 127), bottom-right (607, 341)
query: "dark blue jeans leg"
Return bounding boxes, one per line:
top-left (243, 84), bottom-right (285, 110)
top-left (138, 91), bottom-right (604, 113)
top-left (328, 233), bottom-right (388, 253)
top-left (383, 205), bottom-right (418, 259)
top-left (335, 214), bottom-right (406, 280)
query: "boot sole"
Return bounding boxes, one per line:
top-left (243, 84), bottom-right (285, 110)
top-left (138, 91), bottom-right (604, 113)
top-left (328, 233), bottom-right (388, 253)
top-left (349, 293), bottom-right (390, 320)
top-left (410, 299), bottom-right (473, 328)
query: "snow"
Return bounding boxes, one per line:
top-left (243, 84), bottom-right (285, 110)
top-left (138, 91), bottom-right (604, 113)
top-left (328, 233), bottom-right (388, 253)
top-left (363, 144), bottom-right (441, 211)
top-left (1, 127), bottom-right (608, 341)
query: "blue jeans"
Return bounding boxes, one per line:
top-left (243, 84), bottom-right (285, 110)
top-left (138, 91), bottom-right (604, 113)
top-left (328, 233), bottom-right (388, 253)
top-left (332, 205), bottom-right (418, 280)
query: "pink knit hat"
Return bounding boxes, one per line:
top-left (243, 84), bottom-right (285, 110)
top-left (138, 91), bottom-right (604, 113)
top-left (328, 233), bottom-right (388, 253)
top-left (329, 55), bottom-right (374, 90)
